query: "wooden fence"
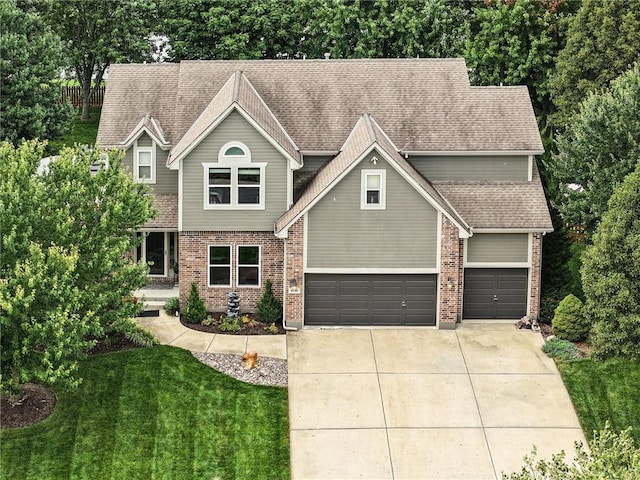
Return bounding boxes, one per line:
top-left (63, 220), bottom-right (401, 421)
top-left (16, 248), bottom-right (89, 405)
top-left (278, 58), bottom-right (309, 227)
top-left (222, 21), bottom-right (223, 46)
top-left (60, 85), bottom-right (106, 107)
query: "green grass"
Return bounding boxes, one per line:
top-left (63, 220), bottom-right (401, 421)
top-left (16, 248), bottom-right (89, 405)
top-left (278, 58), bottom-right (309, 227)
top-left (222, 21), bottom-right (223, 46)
top-left (558, 357), bottom-right (640, 445)
top-left (48, 107), bottom-right (101, 155)
top-left (0, 346), bottom-right (290, 479)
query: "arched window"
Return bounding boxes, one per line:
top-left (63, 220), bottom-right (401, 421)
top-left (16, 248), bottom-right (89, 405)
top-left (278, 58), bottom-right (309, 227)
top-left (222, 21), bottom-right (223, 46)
top-left (219, 142), bottom-right (250, 162)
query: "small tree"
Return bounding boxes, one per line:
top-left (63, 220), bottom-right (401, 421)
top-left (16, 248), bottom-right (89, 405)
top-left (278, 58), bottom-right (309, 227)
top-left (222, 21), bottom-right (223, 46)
top-left (581, 162), bottom-right (640, 360)
top-left (183, 283), bottom-right (207, 324)
top-left (0, 141), bottom-right (154, 395)
top-left (552, 294), bottom-right (588, 342)
top-left (256, 279), bottom-right (282, 324)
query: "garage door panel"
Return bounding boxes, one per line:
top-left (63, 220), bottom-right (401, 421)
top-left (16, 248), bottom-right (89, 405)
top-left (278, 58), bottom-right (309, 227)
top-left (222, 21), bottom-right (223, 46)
top-left (463, 268), bottom-right (527, 319)
top-left (305, 274), bottom-right (436, 326)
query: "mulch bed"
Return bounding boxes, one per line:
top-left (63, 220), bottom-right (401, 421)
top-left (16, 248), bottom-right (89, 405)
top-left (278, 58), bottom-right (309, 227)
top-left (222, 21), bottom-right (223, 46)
top-left (181, 312), bottom-right (286, 335)
top-left (1, 383), bottom-right (56, 430)
top-left (88, 332), bottom-right (142, 355)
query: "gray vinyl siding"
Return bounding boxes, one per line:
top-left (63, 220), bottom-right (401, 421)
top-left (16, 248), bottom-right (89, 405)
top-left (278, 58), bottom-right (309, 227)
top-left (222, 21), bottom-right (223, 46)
top-left (466, 233), bottom-right (529, 263)
top-left (182, 110), bottom-right (288, 230)
top-left (300, 155), bottom-right (333, 172)
top-left (121, 133), bottom-right (177, 194)
top-left (307, 152), bottom-right (438, 269)
top-left (409, 156), bottom-right (529, 181)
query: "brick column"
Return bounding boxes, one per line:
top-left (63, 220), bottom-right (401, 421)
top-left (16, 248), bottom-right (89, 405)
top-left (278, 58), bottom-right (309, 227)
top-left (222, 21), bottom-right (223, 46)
top-left (529, 232), bottom-right (543, 320)
top-left (439, 217), bottom-right (462, 329)
top-left (284, 217), bottom-right (304, 329)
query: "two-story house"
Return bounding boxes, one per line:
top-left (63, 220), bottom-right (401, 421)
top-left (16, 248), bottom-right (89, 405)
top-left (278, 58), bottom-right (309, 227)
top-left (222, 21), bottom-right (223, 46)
top-left (96, 59), bottom-right (552, 330)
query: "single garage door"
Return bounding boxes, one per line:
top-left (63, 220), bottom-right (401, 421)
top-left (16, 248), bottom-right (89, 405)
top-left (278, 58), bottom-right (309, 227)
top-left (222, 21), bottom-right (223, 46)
top-left (463, 268), bottom-right (528, 319)
top-left (305, 274), bottom-right (436, 326)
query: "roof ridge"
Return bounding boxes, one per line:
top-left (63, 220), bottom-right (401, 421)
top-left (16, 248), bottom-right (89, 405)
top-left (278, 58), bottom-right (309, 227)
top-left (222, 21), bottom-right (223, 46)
top-left (232, 70), bottom-right (242, 103)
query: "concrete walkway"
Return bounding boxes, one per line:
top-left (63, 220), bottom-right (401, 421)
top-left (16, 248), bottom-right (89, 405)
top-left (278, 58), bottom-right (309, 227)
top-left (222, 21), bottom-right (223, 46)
top-left (136, 310), bottom-right (287, 359)
top-left (287, 323), bottom-right (587, 480)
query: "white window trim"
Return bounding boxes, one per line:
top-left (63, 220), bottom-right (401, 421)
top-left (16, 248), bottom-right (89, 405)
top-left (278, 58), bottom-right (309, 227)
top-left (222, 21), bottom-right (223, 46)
top-left (219, 141), bottom-right (251, 162)
top-left (361, 169), bottom-right (386, 210)
top-left (202, 161), bottom-right (267, 210)
top-left (236, 245), bottom-right (261, 288)
top-left (208, 245), bottom-right (232, 287)
top-left (134, 140), bottom-right (156, 184)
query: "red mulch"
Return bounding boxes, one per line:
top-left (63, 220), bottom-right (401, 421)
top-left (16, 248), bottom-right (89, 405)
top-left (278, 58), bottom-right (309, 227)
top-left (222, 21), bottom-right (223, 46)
top-left (1, 383), bottom-right (56, 430)
top-left (181, 312), bottom-right (285, 335)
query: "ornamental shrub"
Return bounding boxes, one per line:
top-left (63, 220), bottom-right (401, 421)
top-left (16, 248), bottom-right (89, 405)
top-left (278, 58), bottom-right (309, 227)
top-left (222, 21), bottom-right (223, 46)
top-left (183, 283), bottom-right (207, 324)
top-left (552, 294), bottom-right (588, 342)
top-left (542, 338), bottom-right (581, 362)
top-left (164, 297), bottom-right (179, 316)
top-left (590, 314), bottom-right (640, 361)
top-left (256, 279), bottom-right (282, 324)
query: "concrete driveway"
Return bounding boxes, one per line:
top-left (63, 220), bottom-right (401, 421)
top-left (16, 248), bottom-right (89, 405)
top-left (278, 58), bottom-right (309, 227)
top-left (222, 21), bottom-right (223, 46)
top-left (287, 323), bottom-right (587, 480)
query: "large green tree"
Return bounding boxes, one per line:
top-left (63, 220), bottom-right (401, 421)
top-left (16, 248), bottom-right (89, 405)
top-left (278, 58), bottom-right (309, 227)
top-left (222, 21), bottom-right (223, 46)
top-left (158, 0), bottom-right (307, 60)
top-left (0, 1), bottom-right (74, 143)
top-left (581, 162), bottom-right (640, 360)
top-left (465, 0), bottom-right (576, 119)
top-left (303, 0), bottom-right (470, 59)
top-left (32, 0), bottom-right (157, 120)
top-left (0, 142), bottom-right (155, 394)
top-left (549, 0), bottom-right (640, 128)
top-left (551, 64), bottom-right (640, 237)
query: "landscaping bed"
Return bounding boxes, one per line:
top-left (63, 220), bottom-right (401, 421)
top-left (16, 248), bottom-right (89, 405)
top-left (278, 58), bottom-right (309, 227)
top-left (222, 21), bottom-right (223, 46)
top-left (181, 312), bottom-right (286, 335)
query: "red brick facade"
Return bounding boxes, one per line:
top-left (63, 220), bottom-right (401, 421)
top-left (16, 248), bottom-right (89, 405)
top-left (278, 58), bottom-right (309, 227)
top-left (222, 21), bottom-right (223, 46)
top-left (283, 217), bottom-right (305, 327)
top-left (178, 231), bottom-right (284, 312)
top-left (529, 232), bottom-right (543, 320)
top-left (438, 217), bottom-right (463, 327)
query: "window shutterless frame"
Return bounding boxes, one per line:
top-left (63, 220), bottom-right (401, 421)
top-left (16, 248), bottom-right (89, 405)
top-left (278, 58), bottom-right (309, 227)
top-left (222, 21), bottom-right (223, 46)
top-left (361, 169), bottom-right (386, 209)
top-left (237, 245), bottom-right (260, 287)
top-left (208, 245), bottom-right (232, 287)
top-left (134, 142), bottom-right (155, 184)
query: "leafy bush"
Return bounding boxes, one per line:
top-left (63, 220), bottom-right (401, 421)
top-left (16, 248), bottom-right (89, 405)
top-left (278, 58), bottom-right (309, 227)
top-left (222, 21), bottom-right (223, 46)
top-left (552, 294), bottom-right (589, 341)
top-left (542, 338), bottom-right (581, 362)
top-left (218, 316), bottom-right (241, 332)
top-left (164, 297), bottom-right (179, 316)
top-left (591, 314), bottom-right (640, 361)
top-left (124, 326), bottom-right (158, 348)
top-left (503, 425), bottom-right (640, 479)
top-left (183, 283), bottom-right (207, 324)
top-left (256, 279), bottom-right (282, 324)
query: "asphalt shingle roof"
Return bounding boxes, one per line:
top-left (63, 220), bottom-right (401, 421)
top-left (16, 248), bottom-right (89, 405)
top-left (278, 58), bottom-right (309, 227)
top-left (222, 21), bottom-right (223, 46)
top-left (97, 59), bottom-right (543, 153)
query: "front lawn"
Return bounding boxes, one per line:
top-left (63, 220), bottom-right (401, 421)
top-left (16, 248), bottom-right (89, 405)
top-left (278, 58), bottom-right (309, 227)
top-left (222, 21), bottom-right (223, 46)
top-left (558, 357), bottom-right (640, 445)
top-left (0, 346), bottom-right (290, 479)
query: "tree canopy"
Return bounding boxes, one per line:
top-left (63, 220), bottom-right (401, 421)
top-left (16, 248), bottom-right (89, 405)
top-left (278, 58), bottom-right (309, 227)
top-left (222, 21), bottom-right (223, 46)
top-left (0, 142), bottom-right (155, 394)
top-left (581, 162), bottom-right (640, 360)
top-left (551, 64), bottom-right (640, 237)
top-left (0, 1), bottom-right (74, 143)
top-left (549, 0), bottom-right (640, 128)
top-left (33, 0), bottom-right (157, 120)
top-left (465, 0), bottom-right (575, 119)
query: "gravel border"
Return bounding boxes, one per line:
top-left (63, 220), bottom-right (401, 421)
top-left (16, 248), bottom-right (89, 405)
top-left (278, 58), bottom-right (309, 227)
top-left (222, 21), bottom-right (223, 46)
top-left (192, 352), bottom-right (288, 387)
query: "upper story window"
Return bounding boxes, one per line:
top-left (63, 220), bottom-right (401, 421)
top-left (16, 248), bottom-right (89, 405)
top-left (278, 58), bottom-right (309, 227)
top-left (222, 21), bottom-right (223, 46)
top-left (134, 138), bottom-right (155, 184)
top-left (361, 169), bottom-right (386, 210)
top-left (203, 142), bottom-right (266, 210)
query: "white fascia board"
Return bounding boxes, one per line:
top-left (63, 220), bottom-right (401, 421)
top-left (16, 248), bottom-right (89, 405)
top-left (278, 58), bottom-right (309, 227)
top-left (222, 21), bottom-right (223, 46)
top-left (472, 228), bottom-right (554, 233)
top-left (235, 106), bottom-right (301, 168)
top-left (401, 150), bottom-right (544, 156)
top-left (123, 126), bottom-right (171, 150)
top-left (168, 105), bottom-right (236, 170)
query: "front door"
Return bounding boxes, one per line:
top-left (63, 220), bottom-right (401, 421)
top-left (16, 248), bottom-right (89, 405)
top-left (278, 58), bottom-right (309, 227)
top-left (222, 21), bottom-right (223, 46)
top-left (145, 232), bottom-right (166, 276)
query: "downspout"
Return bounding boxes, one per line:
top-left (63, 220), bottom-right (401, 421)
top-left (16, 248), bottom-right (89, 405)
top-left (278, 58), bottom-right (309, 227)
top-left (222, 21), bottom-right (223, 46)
top-left (279, 225), bottom-right (298, 331)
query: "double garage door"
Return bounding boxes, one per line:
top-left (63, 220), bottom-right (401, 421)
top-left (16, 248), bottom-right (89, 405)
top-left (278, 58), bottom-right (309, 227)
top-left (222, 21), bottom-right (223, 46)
top-left (305, 274), bottom-right (436, 326)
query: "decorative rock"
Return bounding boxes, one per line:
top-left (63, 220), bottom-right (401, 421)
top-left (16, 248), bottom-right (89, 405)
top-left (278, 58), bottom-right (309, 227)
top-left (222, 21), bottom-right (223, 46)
top-left (192, 352), bottom-right (287, 387)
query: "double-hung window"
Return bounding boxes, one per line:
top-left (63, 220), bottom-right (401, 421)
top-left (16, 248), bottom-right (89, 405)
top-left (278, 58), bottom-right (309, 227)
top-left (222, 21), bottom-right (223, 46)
top-left (361, 170), bottom-right (386, 209)
top-left (135, 146), bottom-right (155, 183)
top-left (208, 245), bottom-right (260, 287)
top-left (209, 246), bottom-right (231, 286)
top-left (237, 246), bottom-right (260, 286)
top-left (203, 142), bottom-right (265, 209)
